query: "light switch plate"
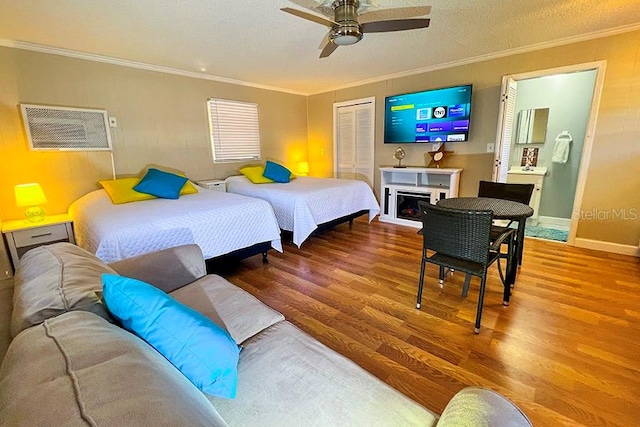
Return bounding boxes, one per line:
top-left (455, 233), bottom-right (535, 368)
top-left (487, 143), bottom-right (495, 153)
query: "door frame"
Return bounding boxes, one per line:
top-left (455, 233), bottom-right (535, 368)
top-left (493, 60), bottom-right (607, 245)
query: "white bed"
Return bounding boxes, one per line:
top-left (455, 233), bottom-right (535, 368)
top-left (225, 176), bottom-right (380, 247)
top-left (69, 187), bottom-right (283, 263)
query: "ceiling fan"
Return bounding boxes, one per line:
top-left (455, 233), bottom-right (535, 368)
top-left (281, 0), bottom-right (431, 58)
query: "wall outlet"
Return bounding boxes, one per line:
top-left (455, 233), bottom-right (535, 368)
top-left (108, 117), bottom-right (118, 128)
top-left (486, 143), bottom-right (495, 153)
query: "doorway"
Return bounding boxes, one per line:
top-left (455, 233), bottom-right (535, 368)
top-left (493, 61), bottom-right (606, 245)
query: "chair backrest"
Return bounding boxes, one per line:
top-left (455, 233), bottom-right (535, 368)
top-left (418, 201), bottom-right (493, 265)
top-left (478, 181), bottom-right (535, 205)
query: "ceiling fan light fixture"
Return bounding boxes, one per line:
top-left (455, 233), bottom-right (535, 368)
top-left (330, 25), bottom-right (363, 45)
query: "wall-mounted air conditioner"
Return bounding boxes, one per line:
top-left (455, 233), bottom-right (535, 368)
top-left (20, 104), bottom-right (112, 151)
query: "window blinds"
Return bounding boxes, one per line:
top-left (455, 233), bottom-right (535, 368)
top-left (207, 99), bottom-right (261, 162)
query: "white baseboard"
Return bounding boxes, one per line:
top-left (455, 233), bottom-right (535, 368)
top-left (574, 238), bottom-right (640, 257)
top-left (538, 216), bottom-right (571, 230)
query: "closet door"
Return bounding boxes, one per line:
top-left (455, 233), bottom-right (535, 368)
top-left (333, 97), bottom-right (375, 186)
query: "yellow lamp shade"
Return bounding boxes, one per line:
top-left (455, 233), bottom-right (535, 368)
top-left (298, 161), bottom-right (309, 176)
top-left (15, 183), bottom-right (47, 222)
top-left (15, 183), bottom-right (47, 207)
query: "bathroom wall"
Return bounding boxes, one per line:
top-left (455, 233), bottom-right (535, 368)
top-left (510, 70), bottom-right (597, 219)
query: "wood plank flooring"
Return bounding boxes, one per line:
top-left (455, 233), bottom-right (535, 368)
top-left (221, 217), bottom-right (640, 427)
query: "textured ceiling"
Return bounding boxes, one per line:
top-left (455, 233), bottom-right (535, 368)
top-left (1, 0), bottom-right (639, 95)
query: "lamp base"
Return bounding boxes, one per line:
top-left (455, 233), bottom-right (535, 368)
top-left (25, 206), bottom-right (46, 223)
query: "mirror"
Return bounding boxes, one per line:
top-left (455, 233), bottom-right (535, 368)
top-left (515, 108), bottom-right (549, 144)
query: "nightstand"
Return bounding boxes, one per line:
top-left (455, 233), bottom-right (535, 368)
top-left (2, 214), bottom-right (75, 267)
top-left (196, 179), bottom-right (227, 192)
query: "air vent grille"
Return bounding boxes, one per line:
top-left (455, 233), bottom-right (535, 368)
top-left (20, 104), bottom-right (112, 151)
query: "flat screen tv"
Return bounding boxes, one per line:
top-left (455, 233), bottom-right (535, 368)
top-left (384, 84), bottom-right (473, 144)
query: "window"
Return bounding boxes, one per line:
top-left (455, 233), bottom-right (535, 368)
top-left (207, 99), bottom-right (261, 163)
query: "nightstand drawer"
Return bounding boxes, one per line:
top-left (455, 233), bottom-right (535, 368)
top-left (12, 223), bottom-right (69, 247)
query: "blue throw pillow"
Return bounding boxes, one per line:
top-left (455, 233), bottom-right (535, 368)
top-left (262, 161), bottom-right (291, 183)
top-left (133, 168), bottom-right (189, 199)
top-left (102, 274), bottom-right (240, 398)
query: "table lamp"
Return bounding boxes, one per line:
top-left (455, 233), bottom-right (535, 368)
top-left (15, 183), bottom-right (47, 222)
top-left (298, 161), bottom-right (309, 176)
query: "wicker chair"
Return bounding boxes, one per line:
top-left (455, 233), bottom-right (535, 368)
top-left (478, 181), bottom-right (535, 207)
top-left (478, 180), bottom-right (535, 233)
top-left (478, 180), bottom-right (535, 275)
top-left (416, 201), bottom-right (515, 333)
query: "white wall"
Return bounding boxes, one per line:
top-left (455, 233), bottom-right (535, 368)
top-left (510, 70), bottom-right (597, 219)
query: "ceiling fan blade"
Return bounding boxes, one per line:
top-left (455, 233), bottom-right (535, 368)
top-left (361, 18), bottom-right (430, 33)
top-left (287, 0), bottom-right (328, 14)
top-left (318, 30), bottom-right (331, 49)
top-left (320, 42), bottom-right (339, 58)
top-left (359, 6), bottom-right (432, 24)
top-left (281, 7), bottom-right (336, 27)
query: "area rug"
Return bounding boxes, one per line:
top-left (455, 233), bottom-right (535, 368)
top-left (525, 225), bottom-right (568, 242)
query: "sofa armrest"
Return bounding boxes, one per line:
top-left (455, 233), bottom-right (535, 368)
top-left (437, 387), bottom-right (532, 427)
top-left (108, 244), bottom-right (206, 293)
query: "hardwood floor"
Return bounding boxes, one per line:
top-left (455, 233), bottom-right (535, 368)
top-left (221, 218), bottom-right (640, 427)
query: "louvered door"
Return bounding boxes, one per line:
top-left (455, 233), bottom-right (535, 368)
top-left (333, 97), bottom-right (375, 187)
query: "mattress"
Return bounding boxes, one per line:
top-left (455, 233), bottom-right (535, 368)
top-left (226, 176), bottom-right (380, 247)
top-left (69, 188), bottom-right (282, 263)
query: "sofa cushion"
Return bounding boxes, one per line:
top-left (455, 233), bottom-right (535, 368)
top-left (107, 243), bottom-right (207, 293)
top-left (170, 274), bottom-right (284, 344)
top-left (10, 243), bottom-right (114, 337)
top-left (437, 387), bottom-right (532, 426)
top-left (102, 274), bottom-right (240, 398)
top-left (209, 320), bottom-right (438, 426)
top-left (0, 280), bottom-right (12, 363)
top-left (0, 311), bottom-right (227, 426)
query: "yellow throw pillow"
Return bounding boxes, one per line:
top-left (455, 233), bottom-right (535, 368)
top-left (100, 177), bottom-right (198, 204)
top-left (239, 166), bottom-right (274, 184)
top-left (239, 166), bottom-right (296, 184)
top-left (100, 178), bottom-right (156, 204)
top-left (180, 181), bottom-right (198, 195)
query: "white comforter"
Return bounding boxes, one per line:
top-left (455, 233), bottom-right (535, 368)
top-left (69, 188), bottom-right (282, 263)
top-left (226, 176), bottom-right (380, 247)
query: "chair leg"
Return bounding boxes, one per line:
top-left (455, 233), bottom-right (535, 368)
top-left (462, 274), bottom-right (471, 298)
top-left (439, 266), bottom-right (445, 285)
top-left (503, 236), bottom-right (517, 306)
top-left (416, 249), bottom-right (427, 309)
top-left (474, 273), bottom-right (488, 334)
top-left (496, 254), bottom-right (506, 285)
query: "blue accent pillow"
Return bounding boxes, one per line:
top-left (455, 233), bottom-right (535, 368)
top-left (102, 274), bottom-right (240, 398)
top-left (262, 161), bottom-right (291, 183)
top-left (133, 168), bottom-right (189, 199)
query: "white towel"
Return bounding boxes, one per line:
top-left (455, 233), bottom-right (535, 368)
top-left (552, 133), bottom-right (572, 164)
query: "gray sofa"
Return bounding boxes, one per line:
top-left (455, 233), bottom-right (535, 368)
top-left (0, 243), bottom-right (531, 426)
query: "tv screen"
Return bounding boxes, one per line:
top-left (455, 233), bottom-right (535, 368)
top-left (384, 84), bottom-right (473, 143)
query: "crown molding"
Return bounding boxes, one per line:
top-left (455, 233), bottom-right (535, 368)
top-left (309, 22), bottom-right (640, 95)
top-left (0, 39), bottom-right (307, 96)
